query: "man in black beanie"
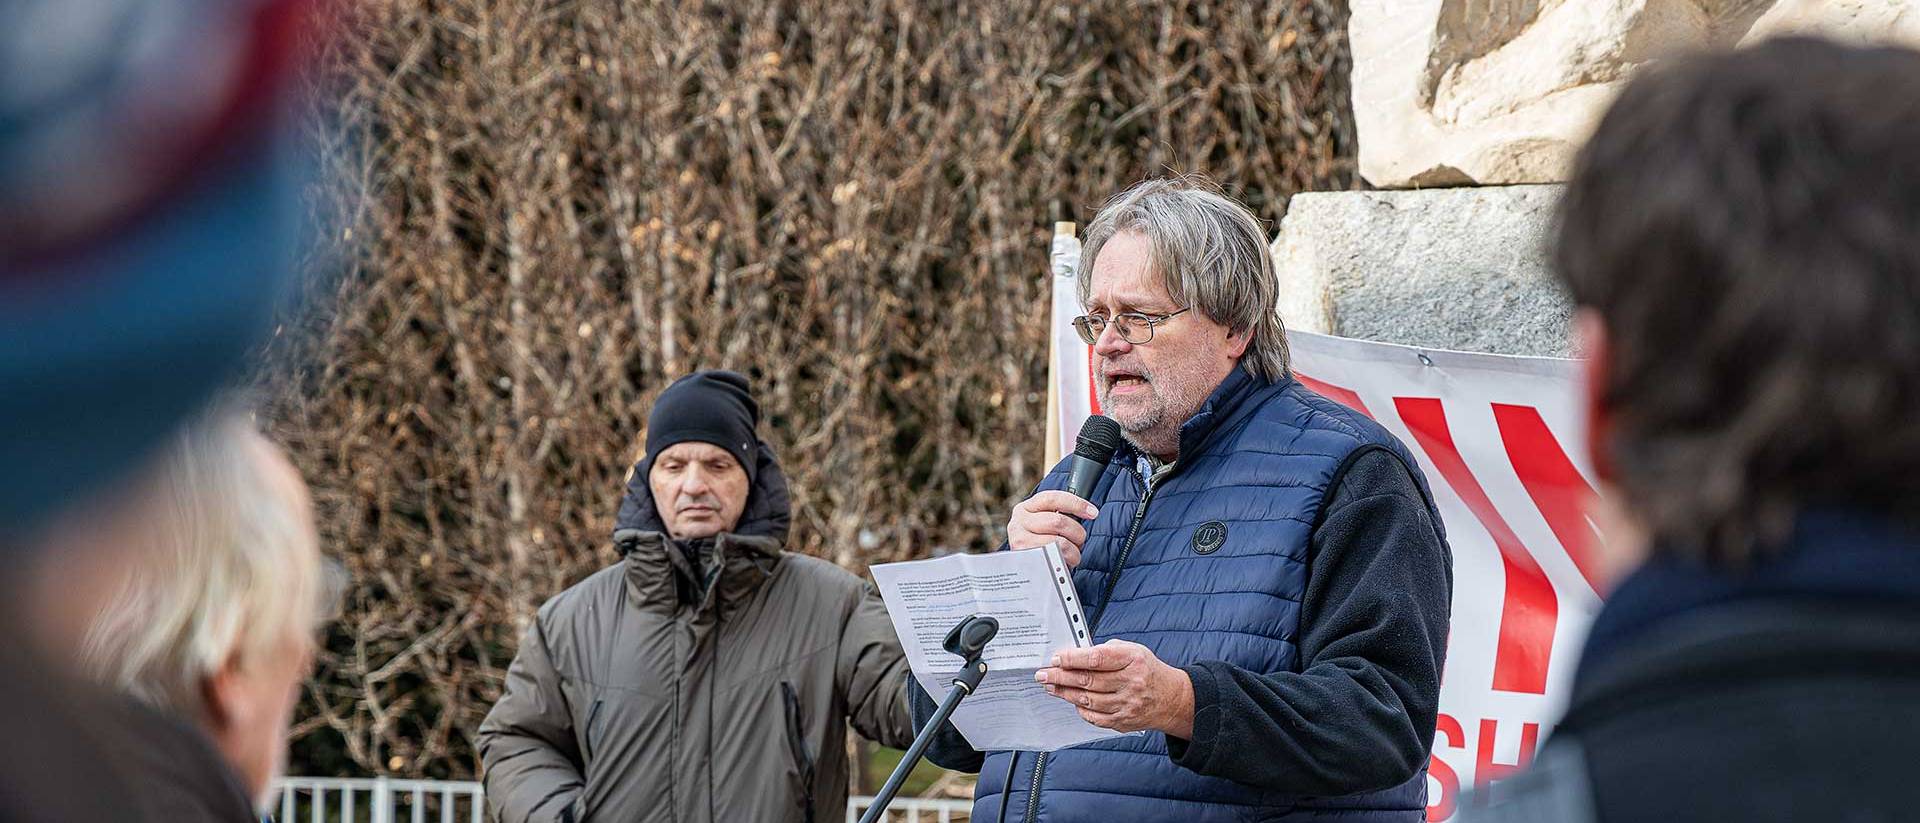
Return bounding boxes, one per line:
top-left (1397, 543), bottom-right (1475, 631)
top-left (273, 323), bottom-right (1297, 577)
top-left (633, 371), bottom-right (765, 598)
top-left (479, 370), bottom-right (915, 823)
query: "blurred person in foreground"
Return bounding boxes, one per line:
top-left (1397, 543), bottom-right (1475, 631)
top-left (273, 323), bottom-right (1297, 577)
top-left (478, 370), bottom-right (914, 823)
top-left (1462, 37), bottom-right (1920, 822)
top-left (0, 1), bottom-right (324, 819)
top-left (73, 405), bottom-right (333, 819)
top-left (913, 178), bottom-right (1453, 822)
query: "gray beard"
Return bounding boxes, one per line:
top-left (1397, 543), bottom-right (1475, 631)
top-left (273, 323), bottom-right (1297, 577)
top-left (1109, 398), bottom-right (1181, 458)
top-left (1120, 425), bottom-right (1180, 461)
top-left (1100, 383), bottom-right (1179, 458)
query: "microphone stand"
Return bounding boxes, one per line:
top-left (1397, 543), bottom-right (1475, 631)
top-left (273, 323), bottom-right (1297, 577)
top-left (858, 615), bottom-right (999, 823)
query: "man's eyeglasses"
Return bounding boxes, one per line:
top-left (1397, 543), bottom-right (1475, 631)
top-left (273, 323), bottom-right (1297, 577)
top-left (1071, 308), bottom-right (1191, 345)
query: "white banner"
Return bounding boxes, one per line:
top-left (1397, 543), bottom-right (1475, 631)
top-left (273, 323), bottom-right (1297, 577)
top-left (1048, 257), bottom-right (1604, 822)
top-left (1047, 226), bottom-right (1094, 464)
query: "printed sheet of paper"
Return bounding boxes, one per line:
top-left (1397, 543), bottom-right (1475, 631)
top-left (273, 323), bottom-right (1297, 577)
top-left (870, 544), bottom-right (1123, 752)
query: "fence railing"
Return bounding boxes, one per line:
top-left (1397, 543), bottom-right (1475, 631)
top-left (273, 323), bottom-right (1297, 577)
top-left (270, 778), bottom-right (972, 823)
top-left (271, 777), bottom-right (484, 823)
top-left (844, 795), bottom-right (974, 822)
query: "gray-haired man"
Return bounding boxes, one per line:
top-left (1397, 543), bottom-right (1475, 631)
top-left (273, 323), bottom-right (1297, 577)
top-left (72, 405), bottom-right (332, 820)
top-left (913, 177), bottom-right (1454, 823)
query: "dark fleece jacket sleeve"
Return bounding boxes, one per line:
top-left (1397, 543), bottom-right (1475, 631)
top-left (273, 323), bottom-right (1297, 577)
top-left (1165, 447), bottom-right (1453, 795)
top-left (908, 673), bottom-right (987, 772)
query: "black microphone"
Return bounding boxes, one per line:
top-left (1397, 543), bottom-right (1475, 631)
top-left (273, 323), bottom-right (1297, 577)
top-left (1066, 415), bottom-right (1123, 501)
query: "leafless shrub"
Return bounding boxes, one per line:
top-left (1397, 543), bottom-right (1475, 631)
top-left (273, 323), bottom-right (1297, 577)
top-left (258, 0), bottom-right (1358, 778)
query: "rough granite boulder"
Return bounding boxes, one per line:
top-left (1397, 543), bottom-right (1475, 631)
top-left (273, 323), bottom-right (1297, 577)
top-left (1744, 0), bottom-right (1920, 41)
top-left (1272, 186), bottom-right (1572, 357)
top-left (1351, 0), bottom-right (1920, 188)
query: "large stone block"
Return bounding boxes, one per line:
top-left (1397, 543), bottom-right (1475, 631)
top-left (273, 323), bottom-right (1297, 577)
top-left (1273, 185), bottom-right (1572, 357)
top-left (1745, 0), bottom-right (1920, 41)
top-left (1351, 0), bottom-right (1920, 188)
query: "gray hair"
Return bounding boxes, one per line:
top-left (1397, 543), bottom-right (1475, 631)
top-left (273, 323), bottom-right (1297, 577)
top-left (77, 404), bottom-right (328, 719)
top-left (1078, 176), bottom-right (1289, 381)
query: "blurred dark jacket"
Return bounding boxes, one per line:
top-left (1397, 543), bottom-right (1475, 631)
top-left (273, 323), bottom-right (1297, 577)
top-left (477, 443), bottom-right (914, 823)
top-left (104, 695), bottom-right (256, 822)
top-left (1461, 510), bottom-right (1920, 823)
top-left (0, 638), bottom-right (251, 823)
top-left (0, 642), bottom-right (144, 822)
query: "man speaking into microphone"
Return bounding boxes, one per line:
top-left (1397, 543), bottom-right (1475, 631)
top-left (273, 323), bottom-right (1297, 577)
top-left (911, 177), bottom-right (1454, 822)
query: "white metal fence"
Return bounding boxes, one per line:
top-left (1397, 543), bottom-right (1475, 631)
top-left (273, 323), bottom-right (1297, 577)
top-left (271, 777), bottom-right (484, 823)
top-left (269, 778), bottom-right (972, 823)
top-left (844, 795), bottom-right (974, 822)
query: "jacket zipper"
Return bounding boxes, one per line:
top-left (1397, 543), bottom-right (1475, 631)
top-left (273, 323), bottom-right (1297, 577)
top-left (1089, 469), bottom-right (1156, 636)
top-left (1022, 750), bottom-right (1046, 823)
top-left (1024, 468), bottom-right (1157, 823)
top-left (670, 660), bottom-right (681, 820)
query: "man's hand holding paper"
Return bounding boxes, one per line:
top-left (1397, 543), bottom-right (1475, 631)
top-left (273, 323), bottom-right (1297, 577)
top-left (1035, 640), bottom-right (1196, 738)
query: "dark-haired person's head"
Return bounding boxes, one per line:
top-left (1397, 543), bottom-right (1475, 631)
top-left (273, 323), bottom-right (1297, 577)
top-left (1559, 37), bottom-right (1920, 569)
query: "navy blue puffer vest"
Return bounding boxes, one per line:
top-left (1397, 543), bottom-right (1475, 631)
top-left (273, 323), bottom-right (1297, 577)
top-left (973, 366), bottom-right (1441, 823)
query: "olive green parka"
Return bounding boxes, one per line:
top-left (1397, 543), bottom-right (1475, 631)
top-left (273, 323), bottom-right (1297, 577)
top-left (478, 443), bottom-right (913, 822)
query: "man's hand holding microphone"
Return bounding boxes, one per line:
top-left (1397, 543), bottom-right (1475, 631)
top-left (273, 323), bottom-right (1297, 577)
top-left (1007, 490), bottom-right (1099, 565)
top-left (1005, 416), bottom-right (1197, 739)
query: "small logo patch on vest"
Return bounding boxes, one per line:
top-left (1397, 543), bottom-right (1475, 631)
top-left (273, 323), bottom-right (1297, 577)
top-left (1191, 521), bottom-right (1228, 555)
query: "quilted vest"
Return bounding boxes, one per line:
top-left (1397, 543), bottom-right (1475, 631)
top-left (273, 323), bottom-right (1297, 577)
top-left (972, 366), bottom-right (1441, 823)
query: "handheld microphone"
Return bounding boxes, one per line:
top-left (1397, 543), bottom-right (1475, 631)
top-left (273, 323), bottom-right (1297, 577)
top-left (1065, 415), bottom-right (1123, 501)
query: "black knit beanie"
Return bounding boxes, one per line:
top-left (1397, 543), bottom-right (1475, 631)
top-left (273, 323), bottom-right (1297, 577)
top-left (645, 370), bottom-right (761, 483)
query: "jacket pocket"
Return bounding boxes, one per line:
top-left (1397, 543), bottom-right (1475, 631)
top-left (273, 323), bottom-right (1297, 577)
top-left (581, 697), bottom-right (604, 763)
top-left (780, 681), bottom-right (817, 823)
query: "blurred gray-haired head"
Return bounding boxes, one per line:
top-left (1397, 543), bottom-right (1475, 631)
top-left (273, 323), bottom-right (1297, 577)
top-left (1078, 176), bottom-right (1289, 382)
top-left (76, 402), bottom-right (335, 721)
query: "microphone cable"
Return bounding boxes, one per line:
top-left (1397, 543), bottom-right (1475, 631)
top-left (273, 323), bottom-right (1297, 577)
top-left (996, 754), bottom-right (1019, 823)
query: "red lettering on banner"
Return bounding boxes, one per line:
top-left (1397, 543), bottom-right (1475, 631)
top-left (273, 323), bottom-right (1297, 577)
top-left (1427, 714), bottom-right (1466, 822)
top-left (1493, 403), bottom-right (1604, 593)
top-left (1295, 372), bottom-right (1375, 418)
top-left (1397, 397), bottom-right (1558, 695)
top-left (1475, 718), bottom-right (1539, 790)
